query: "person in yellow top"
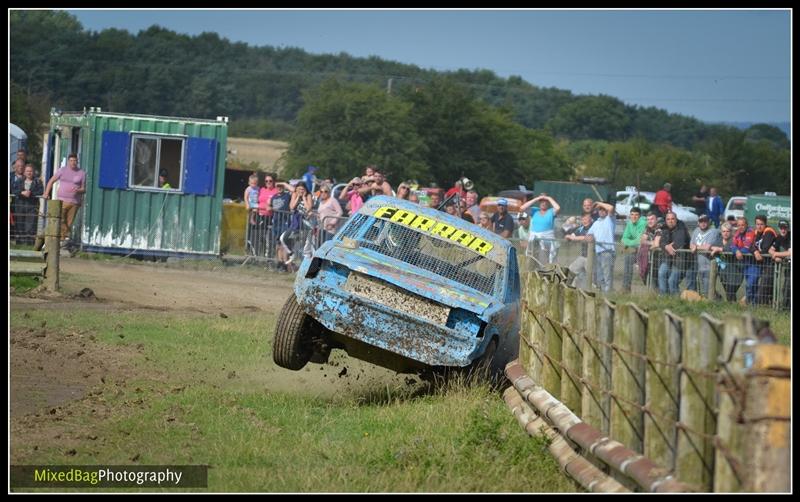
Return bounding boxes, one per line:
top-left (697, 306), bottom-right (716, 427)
top-left (159, 169), bottom-right (172, 189)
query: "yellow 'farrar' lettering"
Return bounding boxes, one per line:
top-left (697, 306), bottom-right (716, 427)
top-left (373, 206), bottom-right (494, 256)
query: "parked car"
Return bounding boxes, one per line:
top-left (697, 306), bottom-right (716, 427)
top-left (272, 195), bottom-right (521, 381)
top-left (724, 196), bottom-right (748, 222)
top-left (479, 196), bottom-right (523, 216)
top-left (614, 189), bottom-right (698, 224)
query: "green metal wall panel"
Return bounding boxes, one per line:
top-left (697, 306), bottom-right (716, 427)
top-left (533, 180), bottom-right (612, 216)
top-left (51, 111), bottom-right (227, 255)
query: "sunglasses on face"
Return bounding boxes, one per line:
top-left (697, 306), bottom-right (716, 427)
top-left (265, 179), bottom-right (274, 183)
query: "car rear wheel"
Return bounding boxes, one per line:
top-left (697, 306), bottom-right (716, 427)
top-left (273, 294), bottom-right (313, 370)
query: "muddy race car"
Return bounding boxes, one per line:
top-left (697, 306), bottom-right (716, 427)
top-left (272, 195), bottom-right (520, 380)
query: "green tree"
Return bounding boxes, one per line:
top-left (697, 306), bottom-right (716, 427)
top-left (546, 95), bottom-right (632, 141)
top-left (286, 79), bottom-right (429, 183)
top-left (10, 82), bottom-right (50, 168)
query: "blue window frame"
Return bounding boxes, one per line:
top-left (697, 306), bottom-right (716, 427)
top-left (99, 131), bottom-right (218, 196)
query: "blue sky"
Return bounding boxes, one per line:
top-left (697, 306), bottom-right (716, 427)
top-left (66, 9), bottom-right (791, 124)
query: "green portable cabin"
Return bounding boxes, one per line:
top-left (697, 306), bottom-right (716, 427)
top-left (45, 108), bottom-right (227, 258)
top-left (532, 180), bottom-right (611, 216)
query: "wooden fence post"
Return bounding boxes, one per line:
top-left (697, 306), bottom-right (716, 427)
top-left (610, 303), bottom-right (648, 453)
top-left (43, 199), bottom-right (62, 292)
top-left (675, 315), bottom-right (720, 491)
top-left (707, 258), bottom-right (718, 300)
top-left (712, 316), bottom-right (749, 492)
top-left (644, 310), bottom-right (682, 471)
top-left (581, 296), bottom-right (613, 433)
top-left (528, 272), bottom-right (546, 383)
top-left (586, 245), bottom-right (595, 292)
top-left (541, 279), bottom-right (563, 397)
top-left (560, 286), bottom-right (582, 415)
top-left (742, 344), bottom-right (790, 492)
top-left (519, 271), bottom-right (532, 373)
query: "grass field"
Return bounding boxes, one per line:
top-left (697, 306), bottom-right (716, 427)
top-left (10, 307), bottom-right (580, 493)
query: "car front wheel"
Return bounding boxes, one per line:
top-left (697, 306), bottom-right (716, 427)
top-left (273, 294), bottom-right (313, 370)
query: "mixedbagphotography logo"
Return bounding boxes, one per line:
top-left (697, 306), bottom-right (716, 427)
top-left (10, 465), bottom-right (208, 489)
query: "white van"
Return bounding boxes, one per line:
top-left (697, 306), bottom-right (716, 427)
top-left (723, 196), bottom-right (747, 222)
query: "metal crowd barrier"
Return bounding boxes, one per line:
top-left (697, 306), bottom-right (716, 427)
top-left (242, 209), bottom-right (351, 269)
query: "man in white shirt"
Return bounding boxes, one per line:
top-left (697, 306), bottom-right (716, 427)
top-left (586, 201), bottom-right (616, 293)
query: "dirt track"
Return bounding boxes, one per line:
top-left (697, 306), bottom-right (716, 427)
top-left (10, 258), bottom-right (406, 440)
top-left (56, 258), bottom-right (296, 313)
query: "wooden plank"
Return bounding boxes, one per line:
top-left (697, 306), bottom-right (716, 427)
top-left (10, 262), bottom-right (46, 276)
top-left (676, 316), bottom-right (719, 490)
top-left (713, 316), bottom-right (748, 492)
top-left (610, 303), bottom-right (647, 453)
top-left (582, 295), bottom-right (612, 433)
top-left (542, 279), bottom-right (563, 398)
top-left (644, 310), bottom-right (682, 471)
top-left (529, 272), bottom-right (547, 384)
top-left (743, 344), bottom-right (790, 492)
top-left (10, 249), bottom-right (45, 262)
top-left (519, 271), bottom-right (532, 375)
top-left (560, 286), bottom-right (582, 415)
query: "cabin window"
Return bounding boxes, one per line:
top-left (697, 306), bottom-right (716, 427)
top-left (130, 135), bottom-right (183, 191)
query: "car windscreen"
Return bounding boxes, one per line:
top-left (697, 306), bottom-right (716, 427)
top-left (339, 214), bottom-right (503, 296)
top-left (730, 199), bottom-right (746, 210)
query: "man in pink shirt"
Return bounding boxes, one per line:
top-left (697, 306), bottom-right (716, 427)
top-left (44, 153), bottom-right (86, 244)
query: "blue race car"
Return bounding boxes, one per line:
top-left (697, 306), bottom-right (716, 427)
top-left (272, 195), bottom-right (520, 380)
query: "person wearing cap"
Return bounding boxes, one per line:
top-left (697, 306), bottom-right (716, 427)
top-left (769, 220), bottom-right (791, 309)
top-left (653, 182), bottom-right (673, 219)
top-left (159, 169), bottom-right (171, 189)
top-left (491, 198), bottom-right (515, 239)
top-left (520, 193), bottom-right (561, 264)
top-left (688, 213), bottom-right (722, 296)
top-left (586, 200), bottom-right (617, 293)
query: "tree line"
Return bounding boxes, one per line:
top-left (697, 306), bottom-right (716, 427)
top-left (10, 10), bottom-right (790, 200)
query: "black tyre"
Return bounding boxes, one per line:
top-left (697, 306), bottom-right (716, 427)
top-left (272, 294), bottom-right (313, 370)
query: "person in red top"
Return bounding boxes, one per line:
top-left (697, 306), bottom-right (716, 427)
top-left (653, 182), bottom-right (673, 218)
top-left (444, 179), bottom-right (466, 201)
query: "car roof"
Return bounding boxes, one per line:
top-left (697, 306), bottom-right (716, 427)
top-left (357, 195), bottom-right (510, 266)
